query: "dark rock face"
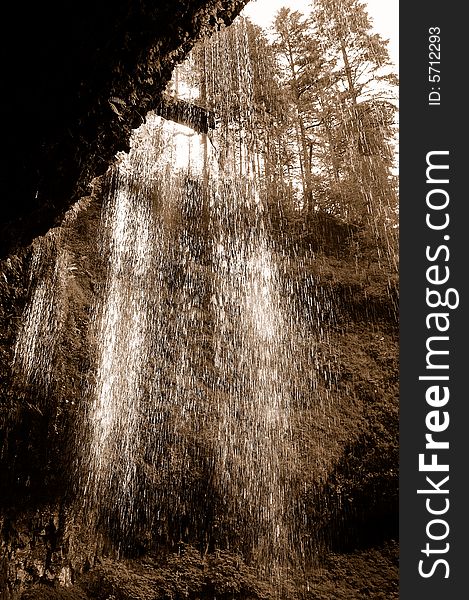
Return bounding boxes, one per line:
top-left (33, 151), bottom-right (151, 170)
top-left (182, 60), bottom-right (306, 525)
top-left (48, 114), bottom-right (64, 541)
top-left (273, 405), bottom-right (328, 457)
top-left (0, 0), bottom-right (249, 258)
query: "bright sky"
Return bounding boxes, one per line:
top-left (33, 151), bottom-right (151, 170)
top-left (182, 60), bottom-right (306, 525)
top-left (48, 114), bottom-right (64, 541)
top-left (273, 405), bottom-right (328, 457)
top-left (242, 0), bottom-right (399, 70)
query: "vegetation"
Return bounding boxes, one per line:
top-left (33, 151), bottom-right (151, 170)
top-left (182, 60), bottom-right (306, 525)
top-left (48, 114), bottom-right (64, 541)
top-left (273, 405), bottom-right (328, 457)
top-left (19, 541), bottom-right (398, 600)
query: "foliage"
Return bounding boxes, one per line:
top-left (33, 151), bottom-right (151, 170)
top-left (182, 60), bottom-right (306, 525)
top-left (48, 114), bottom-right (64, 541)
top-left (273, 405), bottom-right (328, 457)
top-left (268, 1), bottom-right (398, 236)
top-left (312, 541), bottom-right (399, 599)
top-left (19, 541), bottom-right (398, 600)
top-left (79, 546), bottom-right (273, 600)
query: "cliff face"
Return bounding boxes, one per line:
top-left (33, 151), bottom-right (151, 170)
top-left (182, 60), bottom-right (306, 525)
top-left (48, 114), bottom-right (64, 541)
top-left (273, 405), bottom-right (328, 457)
top-left (0, 0), bottom-right (249, 258)
top-left (0, 192), bottom-right (398, 598)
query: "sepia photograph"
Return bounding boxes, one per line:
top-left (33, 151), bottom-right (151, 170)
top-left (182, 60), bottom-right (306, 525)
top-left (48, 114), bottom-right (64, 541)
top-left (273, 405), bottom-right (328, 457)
top-left (1, 1), bottom-right (408, 598)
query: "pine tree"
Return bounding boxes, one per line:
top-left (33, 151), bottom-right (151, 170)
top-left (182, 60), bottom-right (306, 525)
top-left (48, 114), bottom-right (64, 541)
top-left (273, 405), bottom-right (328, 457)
top-left (272, 8), bottom-right (325, 210)
top-left (310, 0), bottom-right (398, 230)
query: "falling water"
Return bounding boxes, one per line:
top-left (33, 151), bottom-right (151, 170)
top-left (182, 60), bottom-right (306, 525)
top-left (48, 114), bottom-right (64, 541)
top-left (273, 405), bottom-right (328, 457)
top-left (9, 12), bottom-right (398, 593)
top-left (9, 12), bottom-right (398, 597)
top-left (76, 19), bottom-right (303, 578)
top-left (210, 179), bottom-right (295, 567)
top-left (83, 166), bottom-right (155, 529)
top-left (202, 23), bottom-right (300, 570)
top-left (13, 237), bottom-right (68, 393)
top-left (13, 199), bottom-right (91, 395)
top-left (81, 116), bottom-right (208, 531)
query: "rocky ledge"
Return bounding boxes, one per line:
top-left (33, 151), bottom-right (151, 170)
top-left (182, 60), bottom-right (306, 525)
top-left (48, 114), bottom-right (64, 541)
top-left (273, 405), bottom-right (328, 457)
top-left (0, 0), bottom-right (248, 258)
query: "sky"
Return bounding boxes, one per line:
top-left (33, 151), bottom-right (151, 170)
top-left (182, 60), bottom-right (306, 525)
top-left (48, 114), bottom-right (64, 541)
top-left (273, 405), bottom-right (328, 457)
top-left (242, 0), bottom-right (399, 70)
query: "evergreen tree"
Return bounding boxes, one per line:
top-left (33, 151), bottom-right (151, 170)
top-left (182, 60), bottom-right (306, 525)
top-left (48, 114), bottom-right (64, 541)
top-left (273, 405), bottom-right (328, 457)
top-left (310, 0), bottom-right (398, 231)
top-left (272, 8), bottom-right (325, 210)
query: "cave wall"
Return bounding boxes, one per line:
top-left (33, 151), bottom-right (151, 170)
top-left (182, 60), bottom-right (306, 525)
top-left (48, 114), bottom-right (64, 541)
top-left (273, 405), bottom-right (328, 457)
top-left (0, 0), bottom-right (249, 258)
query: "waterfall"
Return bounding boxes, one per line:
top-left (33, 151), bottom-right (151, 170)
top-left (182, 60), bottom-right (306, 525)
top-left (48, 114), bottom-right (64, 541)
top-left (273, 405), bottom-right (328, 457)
top-left (11, 17), bottom-right (388, 587)
top-left (13, 237), bottom-right (68, 394)
top-left (5, 7), bottom-right (400, 598)
top-left (81, 117), bottom-right (208, 534)
top-left (210, 179), bottom-right (295, 566)
top-left (76, 19), bottom-right (303, 576)
top-left (13, 198), bottom-right (92, 397)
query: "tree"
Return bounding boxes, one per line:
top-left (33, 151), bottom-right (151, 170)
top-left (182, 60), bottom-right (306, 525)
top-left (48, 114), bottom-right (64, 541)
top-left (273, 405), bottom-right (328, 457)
top-left (310, 0), bottom-right (398, 232)
top-left (272, 8), bottom-right (325, 210)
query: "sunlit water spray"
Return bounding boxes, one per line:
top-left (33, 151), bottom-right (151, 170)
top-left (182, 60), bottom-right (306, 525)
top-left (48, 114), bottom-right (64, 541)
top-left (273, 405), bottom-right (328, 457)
top-left (8, 8), bottom-right (399, 593)
top-left (209, 177), bottom-right (296, 570)
top-left (13, 199), bottom-right (91, 395)
top-left (13, 238), bottom-right (68, 393)
top-left (80, 20), bottom-right (301, 576)
top-left (82, 116), bottom-right (208, 530)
